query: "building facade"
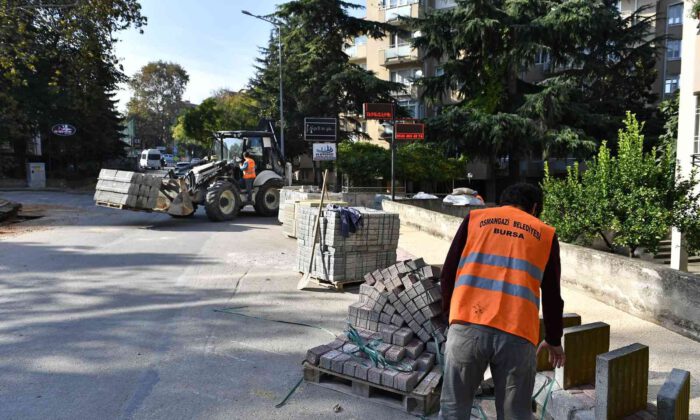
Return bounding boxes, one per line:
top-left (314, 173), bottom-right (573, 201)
top-left (670, 0), bottom-right (698, 271)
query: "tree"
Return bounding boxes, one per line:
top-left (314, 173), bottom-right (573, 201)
top-left (336, 142), bottom-right (390, 187)
top-left (249, 0), bottom-right (403, 159)
top-left (127, 61), bottom-right (189, 149)
top-left (172, 90), bottom-right (260, 152)
top-left (542, 113), bottom-right (700, 256)
top-left (0, 0), bottom-right (146, 177)
top-left (413, 0), bottom-right (660, 183)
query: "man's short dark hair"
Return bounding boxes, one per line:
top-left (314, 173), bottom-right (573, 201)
top-left (243, 151), bottom-right (250, 158)
top-left (500, 183), bottom-right (543, 216)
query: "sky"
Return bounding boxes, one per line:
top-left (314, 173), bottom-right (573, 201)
top-left (114, 0), bottom-right (365, 111)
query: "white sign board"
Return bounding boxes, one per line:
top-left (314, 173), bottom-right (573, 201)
top-left (312, 143), bottom-right (337, 161)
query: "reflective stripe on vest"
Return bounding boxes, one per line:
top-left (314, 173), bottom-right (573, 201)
top-left (449, 206), bottom-right (555, 345)
top-left (243, 158), bottom-right (256, 179)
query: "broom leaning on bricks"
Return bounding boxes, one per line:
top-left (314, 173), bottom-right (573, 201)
top-left (297, 169), bottom-right (329, 290)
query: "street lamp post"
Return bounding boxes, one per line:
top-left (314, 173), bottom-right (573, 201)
top-left (242, 10), bottom-right (285, 159)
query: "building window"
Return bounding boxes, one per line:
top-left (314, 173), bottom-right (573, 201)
top-left (664, 75), bottom-right (680, 95)
top-left (535, 48), bottom-right (550, 65)
top-left (398, 99), bottom-right (422, 118)
top-left (435, 66), bottom-right (444, 77)
top-left (695, 97), bottom-right (700, 154)
top-left (667, 39), bottom-right (682, 60)
top-left (668, 3), bottom-right (683, 26)
top-left (382, 0), bottom-right (419, 9)
top-left (391, 68), bottom-right (420, 86)
top-left (389, 34), bottom-right (410, 48)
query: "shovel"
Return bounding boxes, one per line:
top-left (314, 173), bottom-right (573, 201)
top-left (297, 169), bottom-right (329, 290)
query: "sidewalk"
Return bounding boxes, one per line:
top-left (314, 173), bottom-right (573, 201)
top-left (398, 224), bottom-right (700, 416)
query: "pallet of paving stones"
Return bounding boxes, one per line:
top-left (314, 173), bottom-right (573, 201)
top-left (302, 362), bottom-right (441, 416)
top-left (303, 258), bottom-right (447, 415)
top-left (94, 169), bottom-right (162, 211)
top-left (295, 206), bottom-right (400, 286)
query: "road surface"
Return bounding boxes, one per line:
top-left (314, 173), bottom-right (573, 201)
top-left (0, 191), bottom-right (425, 420)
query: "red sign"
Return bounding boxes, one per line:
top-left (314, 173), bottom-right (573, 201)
top-left (363, 103), bottom-right (394, 120)
top-left (395, 122), bottom-right (425, 140)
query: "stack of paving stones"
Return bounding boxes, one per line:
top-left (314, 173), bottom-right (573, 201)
top-left (304, 259), bottom-right (447, 394)
top-left (296, 206), bottom-right (399, 285)
top-left (94, 169), bottom-right (161, 210)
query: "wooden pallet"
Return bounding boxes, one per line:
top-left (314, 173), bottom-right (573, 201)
top-left (95, 201), bottom-right (127, 210)
top-left (303, 362), bottom-right (441, 416)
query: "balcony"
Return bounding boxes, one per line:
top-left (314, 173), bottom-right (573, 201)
top-left (380, 44), bottom-right (420, 66)
top-left (344, 43), bottom-right (367, 62)
top-left (381, 1), bottom-right (422, 23)
top-left (390, 84), bottom-right (418, 98)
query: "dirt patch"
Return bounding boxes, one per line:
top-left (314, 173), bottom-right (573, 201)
top-left (0, 203), bottom-right (80, 237)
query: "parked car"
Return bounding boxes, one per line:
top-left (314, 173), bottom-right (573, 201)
top-left (139, 149), bottom-right (162, 170)
top-left (162, 154), bottom-right (175, 167)
top-left (190, 157), bottom-right (203, 166)
top-left (174, 161), bottom-right (192, 177)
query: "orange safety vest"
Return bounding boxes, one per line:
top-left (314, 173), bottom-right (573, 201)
top-left (242, 157), bottom-right (256, 179)
top-left (450, 205), bottom-right (556, 346)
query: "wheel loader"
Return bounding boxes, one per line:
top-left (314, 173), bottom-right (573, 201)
top-left (95, 120), bottom-right (285, 222)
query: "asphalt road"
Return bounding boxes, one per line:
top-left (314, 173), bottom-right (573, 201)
top-left (0, 191), bottom-right (423, 420)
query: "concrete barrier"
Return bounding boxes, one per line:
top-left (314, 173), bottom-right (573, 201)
top-left (381, 199), bottom-right (700, 341)
top-left (559, 242), bottom-right (700, 342)
top-left (380, 199), bottom-right (466, 241)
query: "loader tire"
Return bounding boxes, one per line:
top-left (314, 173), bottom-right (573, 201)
top-left (205, 181), bottom-right (240, 222)
top-left (254, 180), bottom-right (282, 217)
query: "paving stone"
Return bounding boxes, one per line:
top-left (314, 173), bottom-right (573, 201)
top-left (320, 350), bottom-right (343, 370)
top-left (402, 357), bottom-right (419, 371)
top-left (391, 314), bottom-right (405, 327)
top-left (341, 343), bottom-right (359, 355)
top-left (355, 363), bottom-right (370, 381)
top-left (538, 313), bottom-right (583, 371)
top-left (394, 371), bottom-right (420, 392)
top-left (368, 367), bottom-right (383, 384)
top-left (379, 324), bottom-right (398, 343)
top-left (595, 343), bottom-right (649, 420)
top-left (657, 368), bottom-right (691, 420)
top-left (405, 338), bottom-right (425, 359)
top-left (406, 301), bottom-right (418, 314)
top-left (381, 369), bottom-right (399, 388)
top-left (375, 342), bottom-right (391, 356)
top-left (416, 351), bottom-right (436, 371)
top-left (379, 313), bottom-right (392, 325)
top-left (392, 327), bottom-right (414, 346)
top-left (327, 339), bottom-right (346, 350)
top-left (407, 287), bottom-right (418, 299)
top-left (408, 320), bottom-right (421, 334)
top-left (343, 360), bottom-right (358, 377)
top-left (331, 353), bottom-right (352, 373)
top-left (414, 311), bottom-right (426, 325)
top-left (306, 344), bottom-right (332, 366)
top-left (556, 322), bottom-right (610, 389)
top-left (384, 345), bottom-right (406, 363)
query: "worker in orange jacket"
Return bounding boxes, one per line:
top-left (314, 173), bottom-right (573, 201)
top-left (239, 151), bottom-right (256, 203)
top-left (439, 183), bottom-right (565, 420)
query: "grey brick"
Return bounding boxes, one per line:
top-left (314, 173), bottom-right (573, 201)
top-left (343, 360), bottom-right (358, 377)
top-left (306, 344), bottom-right (332, 365)
top-left (392, 327), bottom-right (414, 346)
top-left (406, 301), bottom-right (418, 314)
top-left (355, 363), bottom-right (370, 381)
top-left (391, 314), bottom-right (405, 327)
top-left (320, 350), bottom-right (342, 370)
top-left (368, 367), bottom-right (383, 384)
top-left (414, 311), bottom-right (426, 326)
top-left (657, 368), bottom-right (691, 420)
top-left (384, 345), bottom-right (406, 363)
top-left (405, 338), bottom-right (425, 359)
top-left (331, 353), bottom-right (352, 373)
top-left (394, 371), bottom-right (420, 392)
top-left (381, 369), bottom-right (399, 388)
top-left (379, 313), bottom-right (392, 325)
top-left (375, 343), bottom-right (391, 356)
top-left (416, 352), bottom-right (435, 371)
top-left (408, 320), bottom-right (421, 334)
top-left (379, 324), bottom-right (398, 343)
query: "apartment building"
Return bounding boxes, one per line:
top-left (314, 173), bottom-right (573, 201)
top-left (618, 0), bottom-right (685, 100)
top-left (671, 0), bottom-right (698, 271)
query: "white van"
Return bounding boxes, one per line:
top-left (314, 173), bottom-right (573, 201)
top-left (140, 149), bottom-right (162, 170)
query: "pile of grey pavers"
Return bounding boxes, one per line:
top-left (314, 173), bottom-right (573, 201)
top-left (304, 258), bottom-right (447, 393)
top-left (296, 206), bottom-right (399, 286)
top-left (94, 169), bottom-right (162, 210)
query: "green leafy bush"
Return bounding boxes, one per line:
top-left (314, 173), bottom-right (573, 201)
top-left (542, 113), bottom-right (700, 256)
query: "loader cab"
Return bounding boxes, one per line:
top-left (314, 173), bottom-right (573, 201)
top-left (215, 131), bottom-right (284, 178)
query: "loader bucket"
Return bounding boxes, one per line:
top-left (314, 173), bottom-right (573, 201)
top-left (160, 178), bottom-right (195, 217)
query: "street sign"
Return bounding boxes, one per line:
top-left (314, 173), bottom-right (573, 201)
top-left (395, 122), bottom-right (425, 140)
top-left (51, 124), bottom-right (76, 137)
top-left (363, 103), bottom-right (394, 120)
top-left (312, 142), bottom-right (337, 161)
top-left (304, 117), bottom-right (337, 142)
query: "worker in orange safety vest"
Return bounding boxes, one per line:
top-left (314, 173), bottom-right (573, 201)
top-left (438, 183), bottom-right (565, 420)
top-left (240, 151), bottom-right (256, 203)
